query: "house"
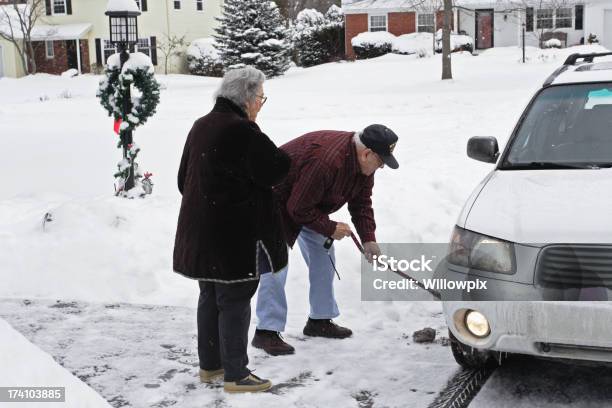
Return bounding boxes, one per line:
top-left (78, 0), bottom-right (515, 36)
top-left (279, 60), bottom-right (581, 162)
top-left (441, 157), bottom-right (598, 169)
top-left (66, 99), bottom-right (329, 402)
top-left (342, 0), bottom-right (611, 59)
top-left (0, 0), bottom-right (223, 78)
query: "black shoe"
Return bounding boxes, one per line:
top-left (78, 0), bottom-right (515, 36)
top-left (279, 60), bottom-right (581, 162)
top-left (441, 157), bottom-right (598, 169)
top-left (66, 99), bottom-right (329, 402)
top-left (224, 372), bottom-right (272, 393)
top-left (303, 318), bottom-right (353, 339)
top-left (252, 329), bottom-right (295, 356)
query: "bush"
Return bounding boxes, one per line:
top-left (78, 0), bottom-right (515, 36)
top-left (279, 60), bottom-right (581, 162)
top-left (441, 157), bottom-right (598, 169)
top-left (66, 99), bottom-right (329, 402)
top-left (186, 38), bottom-right (224, 77)
top-left (292, 6), bottom-right (345, 67)
top-left (351, 31), bottom-right (395, 59)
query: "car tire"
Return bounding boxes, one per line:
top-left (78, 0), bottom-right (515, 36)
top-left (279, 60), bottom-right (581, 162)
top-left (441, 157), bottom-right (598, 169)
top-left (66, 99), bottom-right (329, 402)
top-left (449, 330), bottom-right (501, 369)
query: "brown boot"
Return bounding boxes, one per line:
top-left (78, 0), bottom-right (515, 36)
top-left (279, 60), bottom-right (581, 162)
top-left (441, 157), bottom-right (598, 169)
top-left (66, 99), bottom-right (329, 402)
top-left (251, 329), bottom-right (295, 356)
top-left (303, 318), bottom-right (353, 339)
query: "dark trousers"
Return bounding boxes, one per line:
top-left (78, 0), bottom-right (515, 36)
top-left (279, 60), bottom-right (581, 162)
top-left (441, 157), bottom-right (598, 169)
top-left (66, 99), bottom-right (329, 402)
top-left (197, 279), bottom-right (259, 382)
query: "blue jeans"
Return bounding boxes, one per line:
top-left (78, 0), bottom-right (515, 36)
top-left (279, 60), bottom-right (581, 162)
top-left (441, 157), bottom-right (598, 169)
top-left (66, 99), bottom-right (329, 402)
top-left (256, 227), bottom-right (340, 332)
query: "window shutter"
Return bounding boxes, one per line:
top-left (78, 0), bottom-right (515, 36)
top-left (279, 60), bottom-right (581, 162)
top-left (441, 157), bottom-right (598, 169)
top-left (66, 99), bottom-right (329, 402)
top-left (66, 0), bottom-right (72, 15)
top-left (150, 36), bottom-right (157, 66)
top-left (575, 5), bottom-right (584, 30)
top-left (45, 0), bottom-right (51, 15)
top-left (95, 38), bottom-right (102, 66)
top-left (142, 0), bottom-right (148, 12)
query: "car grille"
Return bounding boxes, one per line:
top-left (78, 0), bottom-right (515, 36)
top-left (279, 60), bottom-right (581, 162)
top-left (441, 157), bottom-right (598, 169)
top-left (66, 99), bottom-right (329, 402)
top-left (537, 245), bottom-right (612, 289)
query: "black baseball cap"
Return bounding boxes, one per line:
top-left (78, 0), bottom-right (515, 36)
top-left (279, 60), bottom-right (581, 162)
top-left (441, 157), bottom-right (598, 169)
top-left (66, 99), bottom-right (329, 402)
top-left (359, 124), bottom-right (399, 169)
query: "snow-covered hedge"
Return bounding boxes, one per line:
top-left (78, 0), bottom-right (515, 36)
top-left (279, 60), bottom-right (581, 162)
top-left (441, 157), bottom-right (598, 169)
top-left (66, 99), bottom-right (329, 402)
top-left (292, 5), bottom-right (345, 67)
top-left (352, 31), bottom-right (474, 59)
top-left (186, 38), bottom-right (224, 77)
top-left (351, 31), bottom-right (394, 59)
top-left (434, 29), bottom-right (474, 53)
top-left (543, 38), bottom-right (562, 49)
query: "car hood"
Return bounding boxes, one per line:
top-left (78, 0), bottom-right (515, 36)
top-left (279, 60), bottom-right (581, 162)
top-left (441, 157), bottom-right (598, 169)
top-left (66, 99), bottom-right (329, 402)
top-left (463, 169), bottom-right (612, 244)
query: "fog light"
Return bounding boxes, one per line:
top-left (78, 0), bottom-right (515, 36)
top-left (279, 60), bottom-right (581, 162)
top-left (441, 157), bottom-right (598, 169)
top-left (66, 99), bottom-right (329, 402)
top-left (465, 310), bottom-right (490, 338)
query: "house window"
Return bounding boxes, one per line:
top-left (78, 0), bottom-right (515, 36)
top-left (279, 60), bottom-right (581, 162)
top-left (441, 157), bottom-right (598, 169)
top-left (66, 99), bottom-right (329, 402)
top-left (174, 0), bottom-right (181, 10)
top-left (136, 37), bottom-right (151, 57)
top-left (537, 9), bottom-right (553, 29)
top-left (53, 0), bottom-right (66, 14)
top-left (526, 7), bottom-right (534, 32)
top-left (103, 39), bottom-right (118, 63)
top-left (417, 13), bottom-right (435, 33)
top-left (555, 8), bottom-right (572, 29)
top-left (369, 15), bottom-right (387, 32)
top-left (45, 41), bottom-right (54, 58)
top-left (575, 5), bottom-right (584, 30)
top-left (196, 0), bottom-right (203, 11)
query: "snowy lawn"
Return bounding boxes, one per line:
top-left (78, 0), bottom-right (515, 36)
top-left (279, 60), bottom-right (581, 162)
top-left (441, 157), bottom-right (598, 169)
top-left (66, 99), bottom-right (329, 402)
top-left (0, 44), bottom-right (609, 407)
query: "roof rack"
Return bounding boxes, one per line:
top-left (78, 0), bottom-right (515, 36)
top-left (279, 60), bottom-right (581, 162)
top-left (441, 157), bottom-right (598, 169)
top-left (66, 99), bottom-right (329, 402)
top-left (563, 52), bottom-right (612, 66)
top-left (543, 52), bottom-right (612, 87)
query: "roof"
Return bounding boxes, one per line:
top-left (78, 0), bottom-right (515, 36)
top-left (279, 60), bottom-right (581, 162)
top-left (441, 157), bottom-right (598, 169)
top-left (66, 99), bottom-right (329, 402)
top-left (30, 23), bottom-right (92, 40)
top-left (1, 5), bottom-right (91, 40)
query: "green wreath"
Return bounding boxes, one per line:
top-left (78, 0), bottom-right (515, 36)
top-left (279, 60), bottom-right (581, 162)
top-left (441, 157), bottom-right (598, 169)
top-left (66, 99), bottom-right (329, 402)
top-left (97, 60), bottom-right (160, 135)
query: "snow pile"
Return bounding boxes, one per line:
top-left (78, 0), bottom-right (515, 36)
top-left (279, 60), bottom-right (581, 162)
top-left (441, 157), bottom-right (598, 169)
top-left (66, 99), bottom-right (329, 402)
top-left (394, 32), bottom-right (435, 55)
top-left (105, 0), bottom-right (139, 13)
top-left (0, 318), bottom-right (112, 407)
top-left (61, 68), bottom-right (79, 77)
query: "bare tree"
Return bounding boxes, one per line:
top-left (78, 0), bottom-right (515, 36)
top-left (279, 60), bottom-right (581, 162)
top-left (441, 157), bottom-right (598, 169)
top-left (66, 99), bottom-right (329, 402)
top-left (441, 0), bottom-right (452, 79)
top-left (0, 0), bottom-right (45, 74)
top-left (156, 34), bottom-right (187, 75)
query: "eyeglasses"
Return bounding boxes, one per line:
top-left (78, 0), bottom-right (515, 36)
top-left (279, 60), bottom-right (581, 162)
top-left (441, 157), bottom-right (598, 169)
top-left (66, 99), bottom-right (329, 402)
top-left (256, 94), bottom-right (267, 106)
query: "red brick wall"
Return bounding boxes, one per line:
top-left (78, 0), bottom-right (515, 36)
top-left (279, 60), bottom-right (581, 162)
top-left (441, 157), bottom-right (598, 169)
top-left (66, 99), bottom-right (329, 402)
top-left (388, 12), bottom-right (416, 37)
top-left (33, 40), bottom-right (91, 75)
top-left (345, 13), bottom-right (368, 60)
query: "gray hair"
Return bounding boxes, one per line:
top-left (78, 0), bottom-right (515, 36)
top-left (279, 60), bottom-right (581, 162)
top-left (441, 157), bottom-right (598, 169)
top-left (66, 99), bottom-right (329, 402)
top-left (353, 131), bottom-right (366, 149)
top-left (214, 67), bottom-right (266, 110)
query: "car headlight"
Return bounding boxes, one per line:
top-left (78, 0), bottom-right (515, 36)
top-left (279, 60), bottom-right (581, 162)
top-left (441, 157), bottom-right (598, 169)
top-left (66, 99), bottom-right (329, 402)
top-left (447, 226), bottom-right (516, 274)
top-left (465, 310), bottom-right (491, 338)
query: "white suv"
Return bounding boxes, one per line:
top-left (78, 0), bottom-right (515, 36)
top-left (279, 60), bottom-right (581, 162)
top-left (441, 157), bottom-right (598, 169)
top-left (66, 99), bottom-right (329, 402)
top-left (442, 52), bottom-right (612, 368)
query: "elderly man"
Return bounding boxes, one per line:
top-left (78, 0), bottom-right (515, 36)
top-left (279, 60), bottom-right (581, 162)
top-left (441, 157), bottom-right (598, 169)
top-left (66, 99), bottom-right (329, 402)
top-left (173, 67), bottom-right (290, 392)
top-left (252, 125), bottom-right (399, 356)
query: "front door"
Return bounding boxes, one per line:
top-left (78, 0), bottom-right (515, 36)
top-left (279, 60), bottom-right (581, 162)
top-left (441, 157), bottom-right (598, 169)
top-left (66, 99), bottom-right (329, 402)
top-left (65, 40), bottom-right (78, 70)
top-left (475, 9), bottom-right (494, 49)
top-left (604, 10), bottom-right (612, 51)
top-left (0, 44), bottom-right (4, 78)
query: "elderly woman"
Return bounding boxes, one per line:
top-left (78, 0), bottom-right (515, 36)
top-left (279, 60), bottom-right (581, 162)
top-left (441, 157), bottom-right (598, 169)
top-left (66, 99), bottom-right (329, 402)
top-left (173, 67), bottom-right (290, 393)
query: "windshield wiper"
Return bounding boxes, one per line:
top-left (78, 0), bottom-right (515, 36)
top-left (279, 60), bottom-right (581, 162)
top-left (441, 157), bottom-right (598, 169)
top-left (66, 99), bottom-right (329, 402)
top-left (503, 161), bottom-right (594, 170)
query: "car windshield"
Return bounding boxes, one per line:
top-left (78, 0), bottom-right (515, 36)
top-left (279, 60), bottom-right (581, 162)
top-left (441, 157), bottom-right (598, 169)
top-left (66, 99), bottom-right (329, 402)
top-left (501, 82), bottom-right (612, 170)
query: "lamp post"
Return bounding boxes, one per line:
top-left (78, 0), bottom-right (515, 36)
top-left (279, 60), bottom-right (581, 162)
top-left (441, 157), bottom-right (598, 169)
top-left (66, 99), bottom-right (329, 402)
top-left (105, 0), bottom-right (141, 191)
top-left (522, 22), bottom-right (526, 64)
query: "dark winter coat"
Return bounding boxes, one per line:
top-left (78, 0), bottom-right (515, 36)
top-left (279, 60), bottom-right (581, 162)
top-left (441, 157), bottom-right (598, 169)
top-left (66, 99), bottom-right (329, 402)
top-left (173, 97), bottom-right (291, 283)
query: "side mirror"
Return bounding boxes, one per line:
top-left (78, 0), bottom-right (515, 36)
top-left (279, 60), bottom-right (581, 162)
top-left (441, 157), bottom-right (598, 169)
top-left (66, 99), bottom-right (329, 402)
top-left (467, 137), bottom-right (499, 164)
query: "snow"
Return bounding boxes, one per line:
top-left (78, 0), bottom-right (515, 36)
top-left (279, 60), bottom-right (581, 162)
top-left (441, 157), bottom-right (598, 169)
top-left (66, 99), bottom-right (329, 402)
top-left (544, 38), bottom-right (562, 48)
top-left (62, 69), bottom-right (79, 77)
top-left (0, 318), bottom-right (112, 407)
top-left (186, 37), bottom-right (219, 60)
top-left (0, 43), bottom-right (610, 406)
top-left (106, 51), bottom-right (154, 73)
top-left (351, 31), bottom-right (395, 48)
top-left (105, 0), bottom-right (139, 13)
